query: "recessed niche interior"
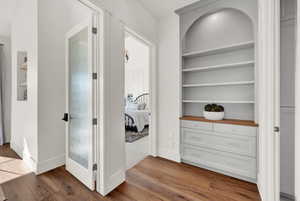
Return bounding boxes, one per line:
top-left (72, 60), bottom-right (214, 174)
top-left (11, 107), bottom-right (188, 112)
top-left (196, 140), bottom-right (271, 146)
top-left (17, 51), bottom-right (28, 101)
top-left (181, 8), bottom-right (255, 120)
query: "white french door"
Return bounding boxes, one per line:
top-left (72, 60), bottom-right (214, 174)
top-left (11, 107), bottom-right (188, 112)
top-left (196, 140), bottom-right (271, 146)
top-left (65, 18), bottom-right (95, 190)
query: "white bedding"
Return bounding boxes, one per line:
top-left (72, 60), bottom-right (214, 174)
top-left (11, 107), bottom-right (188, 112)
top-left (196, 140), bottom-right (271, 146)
top-left (125, 109), bottom-right (150, 132)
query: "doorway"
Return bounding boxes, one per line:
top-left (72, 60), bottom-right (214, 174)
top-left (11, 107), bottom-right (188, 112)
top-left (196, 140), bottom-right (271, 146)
top-left (124, 29), bottom-right (155, 169)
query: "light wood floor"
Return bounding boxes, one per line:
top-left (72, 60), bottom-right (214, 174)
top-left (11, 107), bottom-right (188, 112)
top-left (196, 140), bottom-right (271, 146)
top-left (1, 145), bottom-right (261, 201)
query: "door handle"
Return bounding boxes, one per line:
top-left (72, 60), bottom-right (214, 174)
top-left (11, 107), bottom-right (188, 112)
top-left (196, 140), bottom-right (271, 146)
top-left (62, 113), bottom-right (69, 122)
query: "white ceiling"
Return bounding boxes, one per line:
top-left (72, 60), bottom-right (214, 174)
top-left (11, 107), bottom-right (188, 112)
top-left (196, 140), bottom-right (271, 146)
top-left (137, 0), bottom-right (200, 18)
top-left (0, 0), bottom-right (199, 36)
top-left (0, 0), bottom-right (17, 36)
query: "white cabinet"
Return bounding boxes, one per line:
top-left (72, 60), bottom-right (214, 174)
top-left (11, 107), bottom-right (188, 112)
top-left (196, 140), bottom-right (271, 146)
top-left (181, 119), bottom-right (257, 183)
top-left (214, 123), bottom-right (257, 137)
top-left (181, 120), bottom-right (213, 131)
top-left (181, 145), bottom-right (257, 180)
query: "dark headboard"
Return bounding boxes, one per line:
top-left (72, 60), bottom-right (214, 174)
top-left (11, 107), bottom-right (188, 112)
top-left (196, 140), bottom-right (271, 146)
top-left (134, 93), bottom-right (150, 109)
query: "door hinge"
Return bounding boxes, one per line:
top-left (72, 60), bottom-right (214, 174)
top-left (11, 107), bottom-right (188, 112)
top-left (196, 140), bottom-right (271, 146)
top-left (274, 126), bottom-right (280, 132)
top-left (92, 73), bottom-right (97, 80)
top-left (93, 164), bottom-right (97, 171)
top-left (93, 118), bottom-right (98, 125)
top-left (92, 27), bottom-right (97, 34)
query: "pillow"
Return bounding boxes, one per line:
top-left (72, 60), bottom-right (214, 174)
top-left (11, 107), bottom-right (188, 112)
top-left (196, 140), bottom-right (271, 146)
top-left (138, 103), bottom-right (146, 110)
top-left (126, 103), bottom-right (139, 110)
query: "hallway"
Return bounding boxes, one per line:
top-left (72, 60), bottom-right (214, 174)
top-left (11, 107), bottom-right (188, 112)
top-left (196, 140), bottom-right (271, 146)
top-left (0, 145), bottom-right (261, 201)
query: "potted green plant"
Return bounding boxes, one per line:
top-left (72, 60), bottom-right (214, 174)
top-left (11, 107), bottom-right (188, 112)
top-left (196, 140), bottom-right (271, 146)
top-left (203, 104), bottom-right (225, 120)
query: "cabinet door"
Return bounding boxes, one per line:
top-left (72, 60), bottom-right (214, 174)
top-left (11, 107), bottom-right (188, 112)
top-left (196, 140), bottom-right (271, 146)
top-left (181, 145), bottom-right (257, 180)
top-left (182, 128), bottom-right (256, 157)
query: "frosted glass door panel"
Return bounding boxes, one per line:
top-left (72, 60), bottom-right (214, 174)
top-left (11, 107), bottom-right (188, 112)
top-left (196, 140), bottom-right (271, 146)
top-left (69, 27), bottom-right (91, 169)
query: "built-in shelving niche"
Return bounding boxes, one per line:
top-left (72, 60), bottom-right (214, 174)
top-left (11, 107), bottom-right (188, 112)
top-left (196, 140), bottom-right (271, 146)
top-left (17, 51), bottom-right (28, 101)
top-left (181, 8), bottom-right (256, 121)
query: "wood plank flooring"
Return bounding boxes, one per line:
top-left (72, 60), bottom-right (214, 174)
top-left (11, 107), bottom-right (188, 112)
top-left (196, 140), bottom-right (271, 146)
top-left (1, 145), bottom-right (261, 201)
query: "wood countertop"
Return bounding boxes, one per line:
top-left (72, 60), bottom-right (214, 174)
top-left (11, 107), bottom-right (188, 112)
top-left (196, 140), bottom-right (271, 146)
top-left (180, 116), bottom-right (258, 127)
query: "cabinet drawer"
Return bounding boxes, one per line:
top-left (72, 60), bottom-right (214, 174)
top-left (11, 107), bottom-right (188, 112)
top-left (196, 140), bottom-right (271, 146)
top-left (181, 145), bottom-right (257, 180)
top-left (182, 128), bottom-right (256, 157)
top-left (181, 120), bottom-right (213, 131)
top-left (214, 123), bottom-right (257, 137)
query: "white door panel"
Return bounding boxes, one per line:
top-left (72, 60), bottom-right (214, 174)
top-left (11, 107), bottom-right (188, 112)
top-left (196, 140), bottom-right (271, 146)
top-left (65, 18), bottom-right (95, 190)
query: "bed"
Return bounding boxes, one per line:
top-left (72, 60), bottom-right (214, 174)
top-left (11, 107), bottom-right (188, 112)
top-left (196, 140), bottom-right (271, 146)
top-left (125, 93), bottom-right (150, 133)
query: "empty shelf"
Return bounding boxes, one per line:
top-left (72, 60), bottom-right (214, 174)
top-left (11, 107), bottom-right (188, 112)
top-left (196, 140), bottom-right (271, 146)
top-left (182, 61), bottom-right (255, 72)
top-left (182, 100), bottom-right (255, 104)
top-left (182, 81), bottom-right (254, 88)
top-left (182, 41), bottom-right (255, 58)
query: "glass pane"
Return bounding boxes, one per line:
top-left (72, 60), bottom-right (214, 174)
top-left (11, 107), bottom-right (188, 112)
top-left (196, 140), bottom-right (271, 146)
top-left (69, 27), bottom-right (90, 169)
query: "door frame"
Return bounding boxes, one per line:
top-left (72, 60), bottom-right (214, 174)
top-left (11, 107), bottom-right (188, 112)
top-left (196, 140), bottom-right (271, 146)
top-left (65, 18), bottom-right (95, 190)
top-left (74, 0), bottom-right (105, 194)
top-left (124, 26), bottom-right (158, 157)
top-left (257, 0), bottom-right (281, 201)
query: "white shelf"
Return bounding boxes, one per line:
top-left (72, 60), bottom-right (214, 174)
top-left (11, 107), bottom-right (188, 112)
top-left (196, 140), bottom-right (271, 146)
top-left (182, 41), bottom-right (255, 58)
top-left (182, 61), bottom-right (255, 72)
top-left (183, 100), bottom-right (255, 104)
top-left (182, 81), bottom-right (254, 88)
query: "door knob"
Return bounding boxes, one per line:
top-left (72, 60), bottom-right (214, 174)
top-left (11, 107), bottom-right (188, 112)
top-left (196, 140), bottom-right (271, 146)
top-left (62, 113), bottom-right (69, 122)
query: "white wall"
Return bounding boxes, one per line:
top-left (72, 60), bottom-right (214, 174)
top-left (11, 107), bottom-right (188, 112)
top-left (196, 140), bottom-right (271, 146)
top-left (11, 0), bottom-right (38, 171)
top-left (157, 13), bottom-right (181, 162)
top-left (280, 0), bottom-right (296, 197)
top-left (11, 0), bottom-right (157, 193)
top-left (37, 0), bottom-right (92, 174)
top-left (125, 36), bottom-right (149, 98)
top-left (0, 0), bottom-right (16, 37)
top-left (0, 36), bottom-right (11, 143)
top-left (10, 0), bottom-right (92, 173)
top-left (83, 0), bottom-right (157, 195)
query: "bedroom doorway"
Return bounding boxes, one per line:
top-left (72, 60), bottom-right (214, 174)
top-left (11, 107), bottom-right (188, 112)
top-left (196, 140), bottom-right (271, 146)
top-left (124, 30), bottom-right (153, 169)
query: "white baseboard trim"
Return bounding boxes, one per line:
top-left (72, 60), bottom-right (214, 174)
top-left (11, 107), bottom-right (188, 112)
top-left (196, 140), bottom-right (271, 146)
top-left (10, 142), bottom-right (23, 158)
top-left (101, 169), bottom-right (125, 196)
top-left (36, 154), bottom-right (65, 175)
top-left (158, 148), bottom-right (181, 163)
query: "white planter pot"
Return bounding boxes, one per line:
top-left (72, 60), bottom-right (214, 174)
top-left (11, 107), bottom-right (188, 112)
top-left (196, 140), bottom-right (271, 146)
top-left (203, 111), bottom-right (225, 120)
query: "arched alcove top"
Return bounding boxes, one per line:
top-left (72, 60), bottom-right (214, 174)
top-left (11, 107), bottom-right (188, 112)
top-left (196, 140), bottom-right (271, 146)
top-left (177, 0), bottom-right (258, 41)
top-left (183, 8), bottom-right (254, 53)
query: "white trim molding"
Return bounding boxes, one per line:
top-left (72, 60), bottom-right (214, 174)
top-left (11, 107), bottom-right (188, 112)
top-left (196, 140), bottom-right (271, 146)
top-left (257, 0), bottom-right (280, 201)
top-left (158, 148), bottom-right (181, 163)
top-left (36, 154), bottom-right (65, 175)
top-left (100, 169), bottom-right (125, 196)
